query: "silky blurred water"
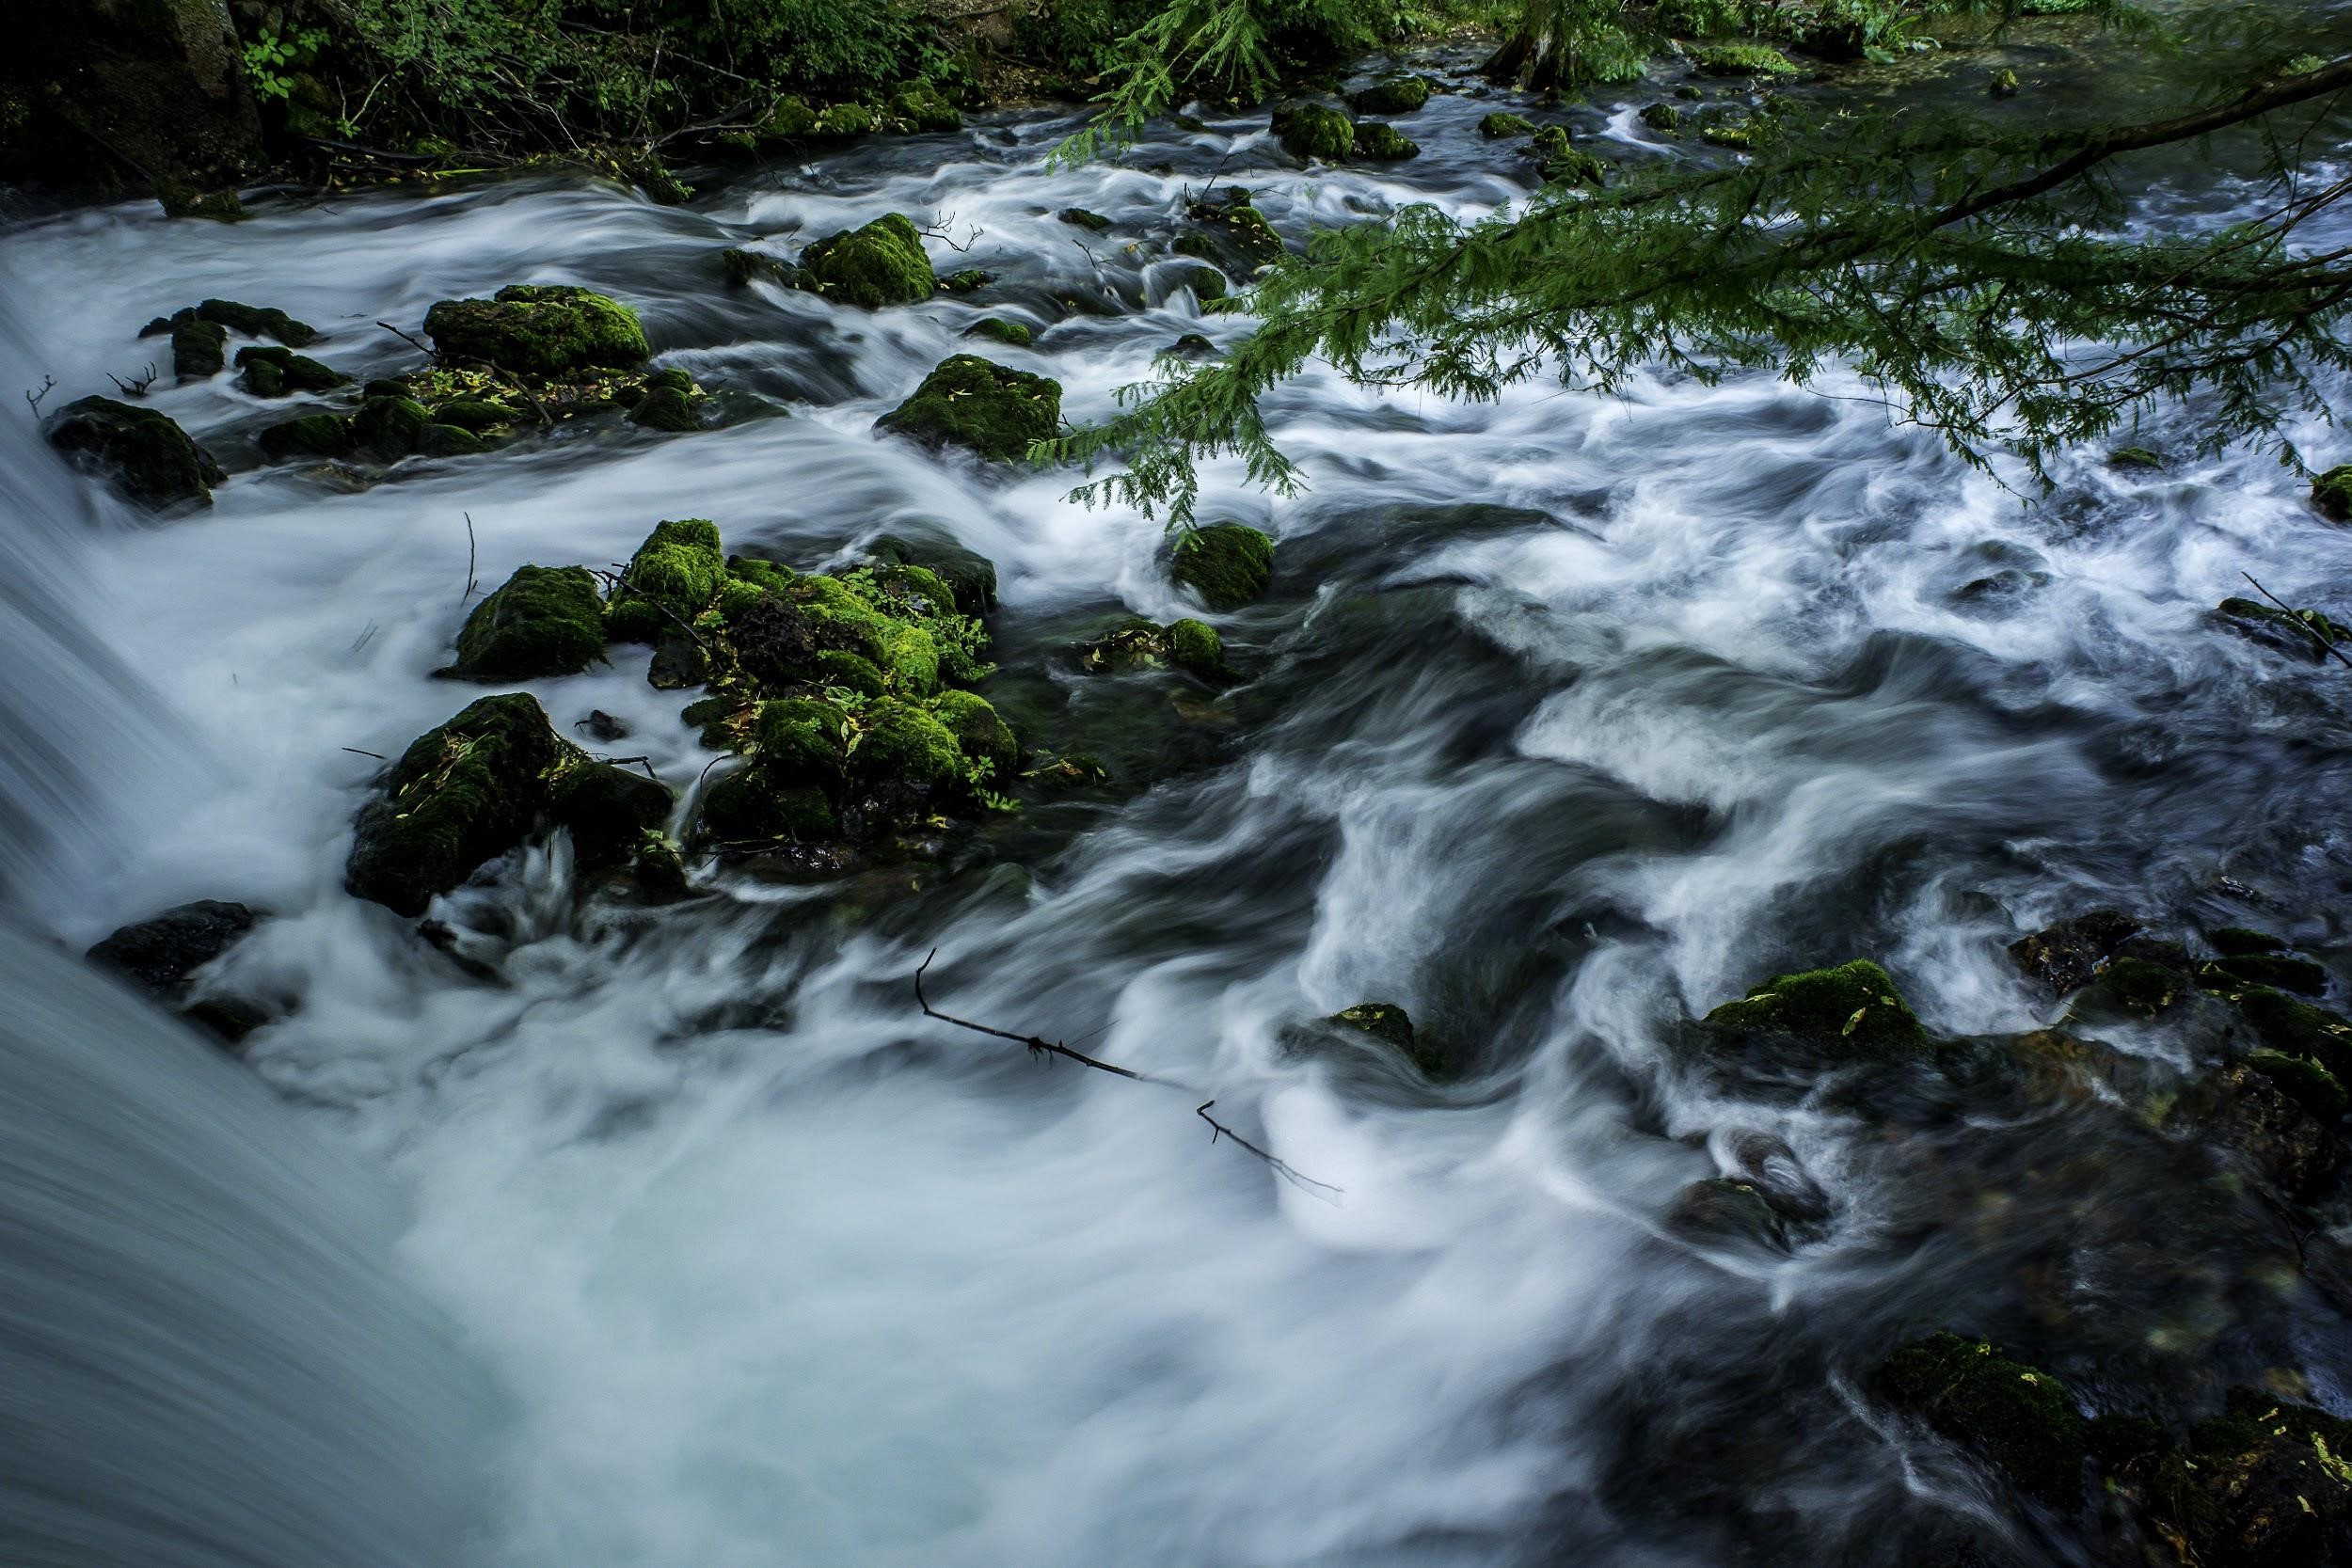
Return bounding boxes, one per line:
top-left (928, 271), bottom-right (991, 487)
top-left (3, 56), bottom-right (2350, 1568)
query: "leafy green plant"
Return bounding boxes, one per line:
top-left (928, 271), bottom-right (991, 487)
top-left (243, 25), bottom-right (327, 102)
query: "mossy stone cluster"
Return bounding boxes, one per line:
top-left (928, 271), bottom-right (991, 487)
top-left (2217, 595), bottom-right (2349, 659)
top-left (1170, 523), bottom-right (1276, 610)
top-left (2311, 463), bottom-right (2352, 520)
top-left (141, 299), bottom-right (317, 350)
top-left (1696, 44), bottom-right (1799, 76)
top-left (423, 284), bottom-right (651, 376)
top-left (1354, 122), bottom-right (1421, 160)
top-left (440, 565), bottom-right (610, 682)
top-left (345, 692), bottom-right (668, 915)
top-left (235, 345), bottom-right (346, 398)
top-left (1703, 958), bottom-right (1931, 1056)
top-left (877, 355), bottom-right (1062, 462)
top-left (1180, 189), bottom-right (1284, 271)
top-left (1479, 112), bottom-right (1538, 138)
top-left (966, 317), bottom-right (1033, 348)
top-left (1880, 1333), bottom-right (2089, 1505)
top-left (1275, 103), bottom-right (1354, 162)
top-left (797, 214), bottom-right (937, 309)
top-left (1531, 126), bottom-right (1605, 186)
top-left (45, 396), bottom-right (224, 510)
top-left (1347, 76), bottom-right (1430, 116)
top-left (1075, 617), bottom-right (1234, 684)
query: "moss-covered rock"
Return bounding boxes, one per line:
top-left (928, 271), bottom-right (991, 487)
top-left (1352, 121), bottom-right (1420, 160)
top-left (1170, 522), bottom-right (1275, 610)
top-left (256, 412), bottom-right (354, 461)
top-left (2217, 595), bottom-right (2351, 660)
top-left (1479, 112), bottom-right (1538, 138)
top-left (346, 692), bottom-right (668, 915)
top-left (2107, 445), bottom-right (2164, 469)
top-left (876, 354), bottom-right (1062, 462)
top-left (813, 103), bottom-right (875, 137)
top-left (1182, 189), bottom-right (1284, 271)
top-left (423, 284), bottom-right (651, 377)
top-left (1165, 618), bottom-right (1232, 683)
top-left (199, 299), bottom-right (317, 346)
top-left (966, 316), bottom-right (1033, 348)
top-left (933, 689), bottom-right (1020, 784)
top-left (887, 84), bottom-right (961, 133)
top-left (1531, 125), bottom-right (1605, 186)
top-left (866, 533), bottom-right (998, 615)
top-left (1275, 103), bottom-right (1354, 161)
top-left (351, 394), bottom-right (433, 459)
top-left (1347, 76), bottom-right (1430, 116)
top-left (609, 518), bottom-right (726, 643)
top-left (2245, 1049), bottom-right (2348, 1119)
top-left (46, 396), bottom-right (224, 510)
top-left (1696, 44), bottom-right (1799, 76)
top-left (1057, 207), bottom-right (1112, 231)
top-left (431, 399), bottom-right (519, 434)
top-left (1879, 1333), bottom-right (2088, 1506)
top-left (1704, 958), bottom-right (1931, 1056)
top-left (2201, 1059), bottom-right (2344, 1198)
top-left (943, 267), bottom-right (993, 293)
top-left (628, 383), bottom-right (701, 433)
top-left (1169, 332), bottom-right (1217, 358)
top-left (1640, 102), bottom-right (1685, 133)
top-left (233, 344), bottom-right (346, 397)
top-left (2008, 909), bottom-right (2140, 995)
top-left (798, 213), bottom-right (936, 308)
top-left (1075, 617), bottom-right (1234, 684)
top-left (440, 565), bottom-right (610, 682)
top-left (722, 247), bottom-right (796, 288)
top-left (2229, 987), bottom-right (2352, 1079)
top-left (172, 316), bottom-right (227, 380)
top-left (1327, 1000), bottom-right (1454, 1076)
top-left (2143, 1390), bottom-right (2352, 1567)
top-left (2312, 463), bottom-right (2352, 521)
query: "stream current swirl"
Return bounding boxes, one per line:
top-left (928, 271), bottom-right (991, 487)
top-left (4, 54), bottom-right (2352, 1568)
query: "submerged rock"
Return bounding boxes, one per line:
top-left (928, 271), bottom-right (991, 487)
top-left (1057, 207), bottom-right (1112, 231)
top-left (797, 214), bottom-right (937, 309)
top-left (2208, 1058), bottom-right (2344, 1197)
top-left (87, 900), bottom-right (257, 995)
top-left (423, 284), bottom-right (651, 376)
top-left (440, 565), bottom-right (610, 683)
top-left (46, 396), bottom-right (224, 510)
top-left (1667, 1177), bottom-right (1790, 1250)
top-left (876, 355), bottom-right (1062, 462)
top-left (2217, 595), bottom-right (2350, 660)
top-left (721, 247), bottom-right (796, 288)
top-left (1169, 523), bottom-right (1275, 610)
top-left (2009, 909), bottom-right (2140, 995)
top-left (1479, 112), bottom-right (1537, 138)
top-left (234, 345), bottom-right (346, 398)
top-left (1879, 1332), bottom-right (2088, 1506)
top-left (1703, 958), bottom-right (1931, 1057)
top-left (1327, 1000), bottom-right (1454, 1077)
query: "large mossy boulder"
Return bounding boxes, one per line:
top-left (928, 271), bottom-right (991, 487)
top-left (423, 284), bottom-right (651, 377)
top-left (46, 395), bottom-right (224, 509)
top-left (1170, 523), bottom-right (1275, 610)
top-left (2314, 464), bottom-right (2352, 521)
top-left (608, 517), bottom-right (726, 643)
top-left (345, 692), bottom-right (667, 915)
top-left (1703, 958), bottom-right (1931, 1057)
top-left (440, 565), bottom-right (610, 682)
top-left (796, 214), bottom-right (937, 309)
top-left (1274, 103), bottom-right (1354, 162)
top-left (2099, 1390), bottom-right (2352, 1568)
top-left (1348, 76), bottom-right (1430, 116)
top-left (1879, 1332), bottom-right (2088, 1506)
top-left (876, 355), bottom-right (1062, 462)
top-left (1353, 121), bottom-right (1421, 160)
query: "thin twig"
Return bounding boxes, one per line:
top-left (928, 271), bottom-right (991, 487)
top-left (24, 374), bottom-right (56, 416)
top-left (463, 512), bottom-right (479, 603)
top-left (107, 363), bottom-right (159, 397)
top-left (2243, 571), bottom-right (2352, 669)
top-left (376, 319), bottom-right (437, 357)
top-left (1199, 1101), bottom-right (1342, 1198)
top-left (591, 752), bottom-right (664, 783)
top-left (342, 746), bottom-right (388, 760)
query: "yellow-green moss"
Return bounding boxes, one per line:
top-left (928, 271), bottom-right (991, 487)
top-left (876, 354), bottom-right (1062, 462)
top-left (423, 283), bottom-right (651, 376)
top-left (1704, 958), bottom-right (1931, 1056)
top-left (1879, 1333), bottom-right (2088, 1506)
top-left (1171, 523), bottom-right (1275, 610)
top-left (798, 213), bottom-right (936, 309)
top-left (440, 564), bottom-right (610, 682)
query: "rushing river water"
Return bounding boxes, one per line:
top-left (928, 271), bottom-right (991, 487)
top-left (5, 48), bottom-right (2352, 1568)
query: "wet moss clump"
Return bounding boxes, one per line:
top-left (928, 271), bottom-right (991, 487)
top-left (1058, 207), bottom-right (1112, 231)
top-left (235, 345), bottom-right (346, 398)
top-left (1075, 618), bottom-right (1234, 684)
top-left (1879, 1332), bottom-right (2088, 1506)
top-left (1641, 103), bottom-right (1685, 133)
top-left (2141, 1390), bottom-right (2352, 1567)
top-left (423, 284), bottom-right (651, 377)
top-left (626, 369), bottom-right (703, 433)
top-left (346, 692), bottom-right (668, 915)
top-left (2312, 463), bottom-right (2352, 520)
top-left (1696, 44), bottom-right (1799, 76)
top-left (1275, 103), bottom-right (1354, 161)
top-left (814, 103), bottom-right (875, 137)
top-left (933, 689), bottom-right (1020, 784)
top-left (1532, 126), bottom-right (1605, 187)
top-left (440, 565), bottom-right (610, 682)
top-left (199, 300), bottom-right (316, 345)
top-left (173, 317), bottom-right (228, 379)
top-left (1328, 1001), bottom-right (1454, 1076)
top-left (1479, 112), bottom-right (1538, 138)
top-left (2217, 595), bottom-right (2350, 659)
top-left (722, 247), bottom-right (795, 288)
top-left (1182, 189), bottom-right (1284, 271)
top-left (1170, 523), bottom-right (1275, 610)
top-left (1165, 618), bottom-right (1232, 683)
top-left (1348, 76), bottom-right (1429, 115)
top-left (2229, 986), bottom-right (2352, 1078)
top-left (887, 84), bottom-right (961, 133)
top-left (876, 355), bottom-right (1062, 462)
top-left (257, 412), bottom-right (354, 461)
top-left (1704, 958), bottom-right (1931, 1056)
top-left (47, 396), bottom-right (225, 510)
top-left (966, 317), bottom-right (1033, 348)
top-left (608, 517), bottom-right (726, 642)
top-left (2245, 1050), bottom-right (2348, 1120)
top-left (797, 214), bottom-right (937, 309)
top-left (1353, 121), bottom-right (1420, 160)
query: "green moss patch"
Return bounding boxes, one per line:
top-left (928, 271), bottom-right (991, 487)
top-left (1703, 958), bottom-right (1931, 1056)
top-left (797, 213), bottom-right (936, 309)
top-left (1479, 112), bottom-right (1538, 138)
top-left (440, 565), bottom-right (610, 682)
top-left (876, 354), bottom-right (1062, 462)
top-left (1880, 1332), bottom-right (2088, 1505)
top-left (1696, 44), bottom-right (1799, 76)
top-left (423, 283), bottom-right (650, 376)
top-left (1347, 76), bottom-right (1429, 116)
top-left (966, 317), bottom-right (1033, 347)
top-left (235, 345), bottom-right (347, 398)
top-left (1075, 616), bottom-right (1235, 684)
top-left (2312, 463), bottom-right (2352, 520)
top-left (1170, 523), bottom-right (1275, 610)
top-left (1353, 121), bottom-right (1420, 160)
top-left (1275, 103), bottom-right (1353, 162)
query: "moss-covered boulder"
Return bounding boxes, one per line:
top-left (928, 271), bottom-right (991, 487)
top-left (46, 396), bottom-right (224, 510)
top-left (966, 317), bottom-right (1033, 348)
top-left (1353, 121), bottom-right (1420, 160)
top-left (345, 692), bottom-right (669, 915)
top-left (1075, 617), bottom-right (1234, 684)
top-left (608, 518), bottom-right (726, 643)
top-left (1275, 103), bottom-right (1354, 161)
top-left (256, 413), bottom-right (354, 461)
top-left (1181, 189), bottom-right (1284, 271)
top-left (1879, 1333), bottom-right (2088, 1506)
top-left (173, 317), bottom-right (228, 380)
top-left (2311, 463), bottom-right (2352, 520)
top-left (1330, 1001), bottom-right (1454, 1076)
top-left (887, 84), bottom-right (961, 133)
top-left (1697, 44), bottom-right (1799, 76)
top-left (199, 299), bottom-right (317, 346)
top-left (2228, 986), bottom-right (2352, 1078)
top-left (2217, 594), bottom-right (2350, 660)
top-left (1058, 207), bottom-right (1112, 231)
top-left (876, 355), bottom-right (1062, 462)
top-left (1704, 958), bottom-right (1931, 1056)
top-left (1531, 125), bottom-right (1605, 187)
top-left (1641, 102), bottom-right (1686, 133)
top-left (1347, 76), bottom-right (1430, 116)
top-left (797, 214), bottom-right (936, 309)
top-left (866, 533), bottom-right (998, 615)
top-left (350, 394), bottom-right (435, 459)
top-left (439, 565), bottom-right (610, 682)
top-left (1479, 112), bottom-right (1538, 138)
top-left (813, 103), bottom-right (875, 137)
top-left (1170, 522), bottom-right (1275, 610)
top-left (423, 284), bottom-right (651, 377)
top-left (625, 370), bottom-right (703, 433)
top-left (234, 345), bottom-right (345, 398)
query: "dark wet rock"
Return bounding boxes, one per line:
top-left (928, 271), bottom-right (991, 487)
top-left (2217, 595), bottom-right (2350, 661)
top-left (627, 371), bottom-right (702, 432)
top-left (346, 692), bottom-right (669, 916)
top-left (2312, 463), bottom-right (2352, 521)
top-left (87, 900), bottom-right (257, 994)
top-left (1667, 1177), bottom-right (1789, 1250)
top-left (2009, 909), bottom-right (2140, 995)
top-left (578, 709), bottom-right (629, 743)
top-left (2107, 445), bottom-right (2163, 469)
top-left (630, 832), bottom-right (692, 901)
top-left (2071, 936), bottom-right (2198, 1019)
top-left (1879, 1332), bottom-right (2088, 1506)
top-left (256, 411), bottom-right (354, 461)
top-left (797, 214), bottom-right (937, 309)
top-left (1478, 111), bottom-right (1537, 138)
top-left (1703, 958), bottom-right (1931, 1057)
top-left (1347, 76), bottom-right (1430, 116)
top-left (1169, 332), bottom-right (1218, 358)
top-left (866, 533), bottom-right (998, 615)
top-left (876, 355), bottom-right (1062, 463)
top-left (966, 317), bottom-right (1033, 348)
top-left (234, 345), bottom-right (346, 398)
top-left (154, 299), bottom-right (317, 346)
top-left (1325, 1000), bottom-right (1454, 1077)
top-left (2206, 1059), bottom-right (2344, 1199)
top-left (439, 565), bottom-right (610, 683)
top-left (1640, 103), bottom-right (1685, 133)
top-left (721, 246), bottom-right (796, 288)
top-left (46, 396), bottom-right (223, 510)
top-left (6, 1), bottom-right (262, 195)
top-left (1274, 103), bottom-right (1353, 161)
top-left (2131, 1391), bottom-right (2352, 1568)
top-left (2202, 951), bottom-right (2329, 996)
top-left (423, 284), bottom-right (651, 377)
top-left (1180, 189), bottom-right (1283, 272)
top-left (2228, 987), bottom-right (2352, 1078)
top-left (1169, 522), bottom-right (1275, 610)
top-left (1722, 1130), bottom-right (1832, 1223)
top-left (173, 316), bottom-right (227, 380)
top-left (1075, 617), bottom-right (1234, 685)
top-left (1353, 121), bottom-right (1420, 160)
top-left (1057, 207), bottom-right (1112, 231)
top-left (2245, 1050), bottom-right (2348, 1119)
top-left (350, 394), bottom-right (433, 459)
top-left (943, 267), bottom-right (993, 293)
